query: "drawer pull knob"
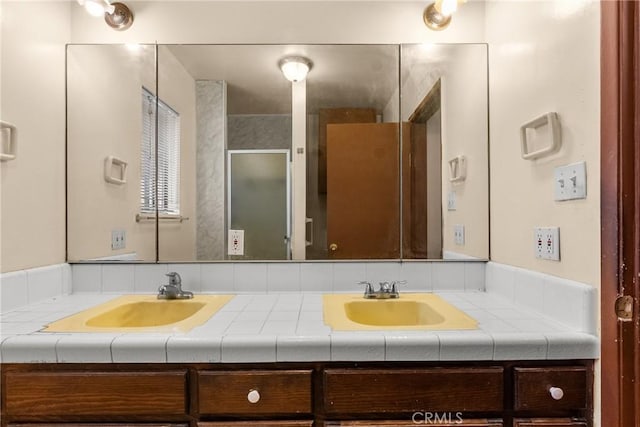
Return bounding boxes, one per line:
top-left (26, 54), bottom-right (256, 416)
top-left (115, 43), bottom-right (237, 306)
top-left (549, 386), bottom-right (564, 400)
top-left (247, 389), bottom-right (260, 403)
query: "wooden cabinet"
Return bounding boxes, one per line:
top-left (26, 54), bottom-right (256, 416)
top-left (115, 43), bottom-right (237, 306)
top-left (0, 362), bottom-right (592, 427)
top-left (200, 423), bottom-right (313, 427)
top-left (513, 419), bottom-right (588, 427)
top-left (4, 371), bottom-right (188, 418)
top-left (8, 425), bottom-right (188, 427)
top-left (514, 367), bottom-right (588, 412)
top-left (198, 370), bottom-right (312, 416)
top-left (325, 421), bottom-right (503, 426)
top-left (323, 368), bottom-right (504, 415)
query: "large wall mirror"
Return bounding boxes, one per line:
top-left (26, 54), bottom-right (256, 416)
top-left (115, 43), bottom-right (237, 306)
top-left (66, 43), bottom-right (488, 263)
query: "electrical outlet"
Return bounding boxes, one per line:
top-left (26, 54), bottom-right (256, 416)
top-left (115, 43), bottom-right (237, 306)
top-left (454, 224), bottom-right (465, 246)
top-left (534, 227), bottom-right (560, 261)
top-left (447, 191), bottom-right (457, 211)
top-left (111, 229), bottom-right (126, 250)
top-left (228, 229), bottom-right (245, 256)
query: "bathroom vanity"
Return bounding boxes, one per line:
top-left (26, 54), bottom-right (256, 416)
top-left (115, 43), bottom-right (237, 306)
top-left (1, 360), bottom-right (592, 427)
top-left (0, 285), bottom-right (597, 427)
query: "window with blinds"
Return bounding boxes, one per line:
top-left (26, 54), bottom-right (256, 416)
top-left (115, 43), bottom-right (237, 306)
top-left (141, 88), bottom-right (181, 215)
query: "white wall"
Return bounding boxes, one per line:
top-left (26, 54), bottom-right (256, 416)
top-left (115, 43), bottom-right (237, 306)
top-left (0, 1), bottom-right (70, 273)
top-left (485, 0), bottom-right (600, 286)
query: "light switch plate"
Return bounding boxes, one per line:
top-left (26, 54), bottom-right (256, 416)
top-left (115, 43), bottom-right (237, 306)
top-left (447, 191), bottom-right (457, 211)
top-left (111, 229), bottom-right (126, 250)
top-left (554, 161), bottom-right (586, 201)
top-left (228, 229), bottom-right (244, 256)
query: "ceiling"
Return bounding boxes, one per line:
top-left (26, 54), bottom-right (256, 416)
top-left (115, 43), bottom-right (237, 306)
top-left (165, 44), bottom-right (399, 115)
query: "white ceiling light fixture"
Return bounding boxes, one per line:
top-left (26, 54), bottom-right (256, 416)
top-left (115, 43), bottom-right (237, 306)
top-left (76, 0), bottom-right (134, 31)
top-left (278, 56), bottom-right (313, 82)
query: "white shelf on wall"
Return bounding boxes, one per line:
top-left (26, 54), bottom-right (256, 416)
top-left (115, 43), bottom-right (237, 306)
top-left (104, 156), bottom-right (128, 185)
top-left (520, 112), bottom-right (562, 160)
top-left (1, 121), bottom-right (18, 161)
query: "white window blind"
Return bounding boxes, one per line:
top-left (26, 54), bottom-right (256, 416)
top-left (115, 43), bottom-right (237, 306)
top-left (141, 88), bottom-right (181, 215)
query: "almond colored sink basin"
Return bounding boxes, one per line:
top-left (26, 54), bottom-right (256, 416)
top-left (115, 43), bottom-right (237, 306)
top-left (43, 294), bottom-right (234, 333)
top-left (323, 293), bottom-right (477, 330)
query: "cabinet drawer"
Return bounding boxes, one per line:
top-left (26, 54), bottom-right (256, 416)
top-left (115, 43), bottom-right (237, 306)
top-left (325, 420), bottom-right (503, 426)
top-left (323, 368), bottom-right (504, 415)
top-left (514, 419), bottom-right (588, 427)
top-left (4, 371), bottom-right (188, 417)
top-left (200, 422), bottom-right (313, 427)
top-left (514, 367), bottom-right (587, 411)
top-left (198, 370), bottom-right (312, 416)
top-left (10, 425), bottom-right (188, 427)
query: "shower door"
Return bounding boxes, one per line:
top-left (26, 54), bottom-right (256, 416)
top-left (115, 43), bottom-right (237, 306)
top-left (227, 150), bottom-right (291, 260)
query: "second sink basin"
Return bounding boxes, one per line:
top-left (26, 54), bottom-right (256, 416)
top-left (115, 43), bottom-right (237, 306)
top-left (43, 294), bottom-right (234, 333)
top-left (323, 293), bottom-right (477, 330)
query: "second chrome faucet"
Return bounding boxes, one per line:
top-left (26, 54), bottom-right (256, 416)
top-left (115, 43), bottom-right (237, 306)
top-left (158, 272), bottom-right (194, 300)
top-left (359, 280), bottom-right (406, 299)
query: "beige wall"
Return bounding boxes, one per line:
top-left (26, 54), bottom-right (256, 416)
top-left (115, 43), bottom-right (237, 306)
top-left (485, 0), bottom-right (600, 286)
top-left (67, 45), bottom-right (197, 261)
top-left (485, 2), bottom-right (601, 424)
top-left (157, 45), bottom-right (197, 261)
top-left (387, 44), bottom-right (489, 259)
top-left (440, 45), bottom-right (489, 259)
top-left (69, 1), bottom-right (486, 44)
top-left (0, 1), bottom-right (70, 273)
top-left (67, 45), bottom-right (157, 261)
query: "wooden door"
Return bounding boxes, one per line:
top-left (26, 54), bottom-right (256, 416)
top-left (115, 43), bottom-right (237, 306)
top-left (402, 122), bottom-right (430, 259)
top-left (600, 1), bottom-right (640, 426)
top-left (318, 108), bottom-right (377, 194)
top-left (326, 122), bottom-right (400, 259)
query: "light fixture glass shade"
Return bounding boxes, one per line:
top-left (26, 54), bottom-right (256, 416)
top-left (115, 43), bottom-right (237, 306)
top-left (279, 57), bottom-right (312, 82)
top-left (435, 0), bottom-right (458, 16)
top-left (79, 0), bottom-right (114, 16)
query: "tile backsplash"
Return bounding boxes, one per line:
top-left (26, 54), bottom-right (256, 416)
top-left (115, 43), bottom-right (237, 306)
top-left (485, 262), bottom-right (597, 335)
top-left (0, 264), bottom-right (71, 312)
top-left (69, 261), bottom-right (486, 295)
top-left (1, 260), bottom-right (598, 337)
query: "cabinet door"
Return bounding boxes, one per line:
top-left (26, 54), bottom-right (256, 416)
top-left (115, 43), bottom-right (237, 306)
top-left (199, 422), bottom-right (313, 427)
top-left (324, 368), bottom-right (504, 415)
top-left (4, 371), bottom-right (188, 418)
top-left (9, 425), bottom-right (188, 427)
top-left (324, 421), bottom-right (502, 427)
top-left (514, 367), bottom-right (587, 411)
top-left (513, 419), bottom-right (587, 427)
top-left (198, 370), bottom-right (312, 416)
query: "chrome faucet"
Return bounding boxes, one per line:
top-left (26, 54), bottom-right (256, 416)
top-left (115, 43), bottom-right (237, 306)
top-left (158, 272), bottom-right (194, 299)
top-left (359, 280), bottom-right (406, 299)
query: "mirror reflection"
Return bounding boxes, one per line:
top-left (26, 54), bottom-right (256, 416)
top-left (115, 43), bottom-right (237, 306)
top-left (66, 43), bottom-right (488, 263)
top-left (67, 44), bottom-right (157, 262)
top-left (400, 44), bottom-right (489, 260)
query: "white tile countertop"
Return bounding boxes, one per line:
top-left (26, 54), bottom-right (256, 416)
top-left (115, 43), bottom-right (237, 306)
top-left (0, 291), bottom-right (599, 364)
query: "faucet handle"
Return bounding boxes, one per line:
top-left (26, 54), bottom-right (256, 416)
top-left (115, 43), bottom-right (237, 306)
top-left (166, 272), bottom-right (181, 286)
top-left (358, 281), bottom-right (374, 295)
top-left (390, 280), bottom-right (406, 293)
